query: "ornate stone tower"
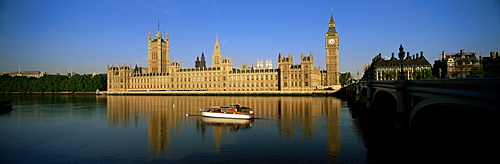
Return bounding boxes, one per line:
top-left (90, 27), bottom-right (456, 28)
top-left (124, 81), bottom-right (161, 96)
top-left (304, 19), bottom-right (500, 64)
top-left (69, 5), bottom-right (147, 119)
top-left (212, 34), bottom-right (222, 68)
top-left (148, 19), bottom-right (170, 73)
top-left (301, 52), bottom-right (315, 89)
top-left (195, 52), bottom-right (207, 69)
top-left (325, 10), bottom-right (339, 85)
top-left (278, 53), bottom-right (293, 91)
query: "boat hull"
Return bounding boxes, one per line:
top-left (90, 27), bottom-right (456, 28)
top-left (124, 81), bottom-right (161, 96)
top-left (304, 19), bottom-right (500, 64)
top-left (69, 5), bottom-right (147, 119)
top-left (201, 112), bottom-right (254, 119)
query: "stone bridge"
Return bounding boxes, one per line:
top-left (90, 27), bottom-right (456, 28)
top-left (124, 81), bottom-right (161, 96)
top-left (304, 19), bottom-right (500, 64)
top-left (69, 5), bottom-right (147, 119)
top-left (342, 78), bottom-right (500, 131)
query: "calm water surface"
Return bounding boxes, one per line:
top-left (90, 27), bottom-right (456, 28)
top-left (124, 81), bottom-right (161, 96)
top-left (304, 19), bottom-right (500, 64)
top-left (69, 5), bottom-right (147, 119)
top-left (2, 94), bottom-right (486, 163)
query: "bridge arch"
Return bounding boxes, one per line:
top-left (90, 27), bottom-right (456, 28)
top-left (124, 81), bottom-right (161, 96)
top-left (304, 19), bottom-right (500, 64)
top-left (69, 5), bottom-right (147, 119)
top-left (410, 102), bottom-right (500, 140)
top-left (359, 87), bottom-right (368, 102)
top-left (372, 89), bottom-right (397, 114)
top-left (410, 95), bottom-right (500, 124)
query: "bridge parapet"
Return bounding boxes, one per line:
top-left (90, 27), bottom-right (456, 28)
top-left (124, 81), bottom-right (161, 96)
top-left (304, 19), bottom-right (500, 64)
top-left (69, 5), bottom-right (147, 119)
top-left (345, 78), bottom-right (500, 104)
top-left (405, 78), bottom-right (500, 104)
top-left (372, 80), bottom-right (396, 89)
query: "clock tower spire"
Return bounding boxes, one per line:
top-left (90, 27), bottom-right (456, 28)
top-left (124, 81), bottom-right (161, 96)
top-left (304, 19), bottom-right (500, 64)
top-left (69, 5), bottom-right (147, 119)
top-left (325, 9), bottom-right (339, 86)
top-left (328, 9), bottom-right (337, 32)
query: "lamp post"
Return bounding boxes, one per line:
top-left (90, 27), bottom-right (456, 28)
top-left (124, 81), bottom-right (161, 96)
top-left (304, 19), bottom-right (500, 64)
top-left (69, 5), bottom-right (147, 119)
top-left (396, 44), bottom-right (407, 129)
top-left (398, 44), bottom-right (406, 81)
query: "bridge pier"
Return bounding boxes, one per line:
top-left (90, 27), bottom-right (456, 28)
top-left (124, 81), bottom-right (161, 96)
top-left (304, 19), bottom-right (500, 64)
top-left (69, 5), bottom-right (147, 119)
top-left (395, 80), bottom-right (406, 113)
top-left (395, 80), bottom-right (408, 129)
top-left (366, 81), bottom-right (373, 108)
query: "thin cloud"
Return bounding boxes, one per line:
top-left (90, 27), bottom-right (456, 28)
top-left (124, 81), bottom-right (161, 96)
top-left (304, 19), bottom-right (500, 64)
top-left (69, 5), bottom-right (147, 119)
top-left (162, 9), bottom-right (182, 21)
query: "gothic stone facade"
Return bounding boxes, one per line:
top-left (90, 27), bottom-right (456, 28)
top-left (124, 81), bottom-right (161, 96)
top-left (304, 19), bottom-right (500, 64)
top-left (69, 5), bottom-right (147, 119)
top-left (433, 49), bottom-right (481, 79)
top-left (108, 13), bottom-right (340, 92)
top-left (371, 45), bottom-right (432, 81)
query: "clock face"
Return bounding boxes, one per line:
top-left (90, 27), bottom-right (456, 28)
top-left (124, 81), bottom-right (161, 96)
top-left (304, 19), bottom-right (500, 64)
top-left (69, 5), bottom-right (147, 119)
top-left (328, 38), bottom-right (335, 45)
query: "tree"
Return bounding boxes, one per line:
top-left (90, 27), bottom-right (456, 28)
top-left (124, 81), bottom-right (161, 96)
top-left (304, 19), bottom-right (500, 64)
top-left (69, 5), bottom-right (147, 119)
top-left (93, 74), bottom-right (107, 91)
top-left (468, 67), bottom-right (485, 78)
top-left (382, 71), bottom-right (397, 80)
top-left (1, 73), bottom-right (107, 93)
top-left (411, 69), bottom-right (434, 79)
top-left (339, 72), bottom-right (353, 87)
top-left (69, 74), bottom-right (84, 92)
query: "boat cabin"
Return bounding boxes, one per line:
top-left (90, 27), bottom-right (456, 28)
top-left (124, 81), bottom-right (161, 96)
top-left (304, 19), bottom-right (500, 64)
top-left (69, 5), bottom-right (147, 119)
top-left (205, 104), bottom-right (252, 113)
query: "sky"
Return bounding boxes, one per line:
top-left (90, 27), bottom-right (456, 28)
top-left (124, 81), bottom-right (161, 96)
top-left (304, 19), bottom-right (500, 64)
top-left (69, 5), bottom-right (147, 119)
top-left (1, 0), bottom-right (499, 77)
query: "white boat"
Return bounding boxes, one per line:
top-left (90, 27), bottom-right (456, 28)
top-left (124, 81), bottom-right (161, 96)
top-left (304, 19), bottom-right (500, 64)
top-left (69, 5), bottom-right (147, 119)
top-left (200, 104), bottom-right (255, 119)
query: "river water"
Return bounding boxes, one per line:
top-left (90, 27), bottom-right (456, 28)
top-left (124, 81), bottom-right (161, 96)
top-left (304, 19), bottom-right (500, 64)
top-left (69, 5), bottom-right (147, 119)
top-left (0, 95), bottom-right (494, 163)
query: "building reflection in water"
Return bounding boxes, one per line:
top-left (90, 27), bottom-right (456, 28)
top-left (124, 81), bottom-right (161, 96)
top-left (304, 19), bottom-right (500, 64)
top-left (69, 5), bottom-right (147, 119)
top-left (107, 96), bottom-right (340, 161)
top-left (197, 117), bottom-right (254, 154)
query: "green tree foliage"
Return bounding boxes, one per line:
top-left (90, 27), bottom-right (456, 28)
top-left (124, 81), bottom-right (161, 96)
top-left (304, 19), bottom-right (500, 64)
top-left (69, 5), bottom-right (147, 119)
top-left (382, 71), bottom-right (397, 80)
top-left (0, 74), bottom-right (107, 93)
top-left (411, 69), bottom-right (434, 79)
top-left (467, 67), bottom-right (485, 78)
top-left (339, 72), bottom-right (353, 87)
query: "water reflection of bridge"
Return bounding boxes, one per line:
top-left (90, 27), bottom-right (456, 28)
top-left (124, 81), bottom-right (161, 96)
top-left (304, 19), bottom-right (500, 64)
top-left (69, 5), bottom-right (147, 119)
top-left (106, 96), bottom-right (341, 161)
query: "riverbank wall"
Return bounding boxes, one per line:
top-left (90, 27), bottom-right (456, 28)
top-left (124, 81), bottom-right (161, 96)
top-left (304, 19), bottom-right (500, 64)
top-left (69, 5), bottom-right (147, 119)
top-left (99, 90), bottom-right (340, 96)
top-left (1, 85), bottom-right (344, 96)
top-left (0, 92), bottom-right (97, 95)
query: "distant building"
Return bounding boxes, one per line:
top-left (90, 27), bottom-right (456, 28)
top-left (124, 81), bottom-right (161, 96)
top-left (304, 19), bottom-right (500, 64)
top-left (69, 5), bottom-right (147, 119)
top-left (370, 45), bottom-right (432, 81)
top-left (107, 12), bottom-right (341, 92)
top-left (359, 63), bottom-right (371, 80)
top-left (481, 51), bottom-right (500, 77)
top-left (432, 49), bottom-right (481, 78)
top-left (1, 71), bottom-right (46, 78)
top-left (66, 72), bottom-right (79, 77)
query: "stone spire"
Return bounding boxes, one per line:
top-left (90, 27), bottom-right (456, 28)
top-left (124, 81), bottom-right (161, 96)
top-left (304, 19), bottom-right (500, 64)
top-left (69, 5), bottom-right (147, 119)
top-left (327, 9), bottom-right (337, 33)
top-left (329, 9), bottom-right (335, 27)
top-left (212, 33), bottom-right (222, 68)
top-left (214, 33), bottom-right (220, 51)
top-left (155, 17), bottom-right (161, 39)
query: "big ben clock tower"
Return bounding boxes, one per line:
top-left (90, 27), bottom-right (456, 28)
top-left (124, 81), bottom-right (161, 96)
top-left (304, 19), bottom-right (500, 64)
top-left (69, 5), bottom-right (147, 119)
top-left (326, 10), bottom-right (339, 86)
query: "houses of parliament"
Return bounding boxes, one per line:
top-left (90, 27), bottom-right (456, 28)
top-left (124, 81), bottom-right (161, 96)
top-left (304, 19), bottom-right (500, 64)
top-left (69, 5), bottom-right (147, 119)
top-left (107, 13), bottom-right (340, 92)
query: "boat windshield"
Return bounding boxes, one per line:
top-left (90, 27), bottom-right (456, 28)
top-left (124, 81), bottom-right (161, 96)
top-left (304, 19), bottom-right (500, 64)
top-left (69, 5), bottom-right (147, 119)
top-left (233, 104), bottom-right (241, 111)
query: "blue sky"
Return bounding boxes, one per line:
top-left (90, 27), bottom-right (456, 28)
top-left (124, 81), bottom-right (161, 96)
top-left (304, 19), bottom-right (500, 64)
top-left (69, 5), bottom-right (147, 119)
top-left (1, 0), bottom-right (499, 77)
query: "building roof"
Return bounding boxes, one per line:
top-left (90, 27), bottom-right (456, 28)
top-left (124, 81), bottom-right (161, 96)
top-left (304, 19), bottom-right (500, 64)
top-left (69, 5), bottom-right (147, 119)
top-left (1, 71), bottom-right (45, 77)
top-left (372, 54), bottom-right (431, 67)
